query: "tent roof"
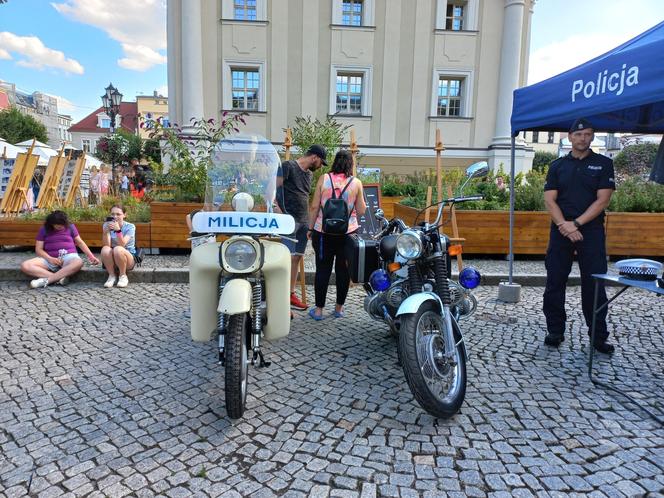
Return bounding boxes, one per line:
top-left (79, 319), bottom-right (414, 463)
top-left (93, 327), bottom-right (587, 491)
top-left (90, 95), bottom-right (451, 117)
top-left (511, 20), bottom-right (664, 135)
top-left (15, 139), bottom-right (51, 148)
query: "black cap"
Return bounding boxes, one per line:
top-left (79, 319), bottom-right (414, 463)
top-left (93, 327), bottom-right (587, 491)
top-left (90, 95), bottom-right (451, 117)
top-left (306, 144), bottom-right (327, 165)
top-left (569, 118), bottom-right (594, 133)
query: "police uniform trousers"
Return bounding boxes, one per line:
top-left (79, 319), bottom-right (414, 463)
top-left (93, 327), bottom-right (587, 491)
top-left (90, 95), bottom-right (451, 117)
top-left (543, 224), bottom-right (609, 342)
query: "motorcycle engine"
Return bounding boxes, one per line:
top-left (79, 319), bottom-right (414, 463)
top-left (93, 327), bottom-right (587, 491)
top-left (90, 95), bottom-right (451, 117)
top-left (385, 280), bottom-right (409, 308)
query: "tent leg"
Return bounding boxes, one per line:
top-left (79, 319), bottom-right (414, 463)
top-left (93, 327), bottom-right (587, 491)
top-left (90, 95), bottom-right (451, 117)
top-left (498, 135), bottom-right (521, 303)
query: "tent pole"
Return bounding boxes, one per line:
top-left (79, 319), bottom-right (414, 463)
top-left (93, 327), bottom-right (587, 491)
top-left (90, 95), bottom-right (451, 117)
top-left (509, 135), bottom-right (515, 285)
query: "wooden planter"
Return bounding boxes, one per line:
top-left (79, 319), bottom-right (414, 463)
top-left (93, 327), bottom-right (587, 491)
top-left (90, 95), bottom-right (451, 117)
top-left (381, 196), bottom-right (404, 219)
top-left (150, 202), bottom-right (203, 249)
top-left (0, 220), bottom-right (151, 249)
top-left (606, 212), bottom-right (664, 257)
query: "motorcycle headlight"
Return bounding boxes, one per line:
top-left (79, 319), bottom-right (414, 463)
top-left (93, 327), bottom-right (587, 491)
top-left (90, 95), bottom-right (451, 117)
top-left (232, 192), bottom-right (254, 212)
top-left (459, 266), bottom-right (481, 289)
top-left (396, 230), bottom-right (423, 260)
top-left (222, 237), bottom-right (261, 273)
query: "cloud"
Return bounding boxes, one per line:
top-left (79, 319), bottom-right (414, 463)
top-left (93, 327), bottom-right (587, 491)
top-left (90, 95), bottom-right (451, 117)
top-left (118, 44), bottom-right (167, 72)
top-left (156, 85), bottom-right (168, 97)
top-left (52, 0), bottom-right (167, 71)
top-left (0, 31), bottom-right (84, 74)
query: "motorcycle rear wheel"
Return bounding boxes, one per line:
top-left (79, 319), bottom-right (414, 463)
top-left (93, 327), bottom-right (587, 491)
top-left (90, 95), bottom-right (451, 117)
top-left (225, 313), bottom-right (249, 419)
top-left (398, 301), bottom-right (466, 419)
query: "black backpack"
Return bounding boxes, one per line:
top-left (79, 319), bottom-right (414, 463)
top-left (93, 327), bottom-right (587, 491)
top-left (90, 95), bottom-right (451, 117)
top-left (322, 174), bottom-right (354, 234)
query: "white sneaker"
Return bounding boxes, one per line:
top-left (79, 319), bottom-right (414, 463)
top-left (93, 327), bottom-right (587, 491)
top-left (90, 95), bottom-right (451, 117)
top-left (104, 275), bottom-right (116, 288)
top-left (117, 274), bottom-right (129, 288)
top-left (30, 277), bottom-right (49, 289)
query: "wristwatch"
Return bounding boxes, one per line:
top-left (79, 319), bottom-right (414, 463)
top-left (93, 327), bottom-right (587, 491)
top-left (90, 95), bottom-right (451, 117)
top-left (573, 219), bottom-right (581, 228)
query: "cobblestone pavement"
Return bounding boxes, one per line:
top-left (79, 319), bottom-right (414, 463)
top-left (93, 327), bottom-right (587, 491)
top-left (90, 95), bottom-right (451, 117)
top-left (1, 282), bottom-right (663, 497)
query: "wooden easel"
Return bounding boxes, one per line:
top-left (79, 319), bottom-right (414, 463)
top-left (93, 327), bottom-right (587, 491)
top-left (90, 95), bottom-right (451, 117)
top-left (434, 129), bottom-right (465, 271)
top-left (62, 156), bottom-right (88, 208)
top-left (36, 145), bottom-right (67, 210)
top-left (0, 142), bottom-right (39, 216)
top-left (282, 128), bottom-right (307, 306)
top-left (350, 129), bottom-right (359, 177)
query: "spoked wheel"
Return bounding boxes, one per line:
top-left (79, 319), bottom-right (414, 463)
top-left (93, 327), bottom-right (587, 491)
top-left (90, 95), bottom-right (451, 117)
top-left (398, 301), bottom-right (466, 418)
top-left (225, 313), bottom-right (250, 419)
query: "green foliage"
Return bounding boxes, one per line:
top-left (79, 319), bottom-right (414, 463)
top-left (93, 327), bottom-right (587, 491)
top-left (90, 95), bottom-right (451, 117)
top-left (118, 129), bottom-right (143, 161)
top-left (95, 133), bottom-right (129, 165)
top-left (146, 113), bottom-right (247, 202)
top-left (613, 143), bottom-right (658, 180)
top-left (0, 107), bottom-right (48, 144)
top-left (287, 115), bottom-right (351, 190)
top-left (609, 178), bottom-right (664, 212)
top-left (19, 196), bottom-right (151, 223)
top-left (144, 138), bottom-right (161, 163)
top-left (532, 151), bottom-right (558, 173)
top-left (513, 170), bottom-right (546, 211)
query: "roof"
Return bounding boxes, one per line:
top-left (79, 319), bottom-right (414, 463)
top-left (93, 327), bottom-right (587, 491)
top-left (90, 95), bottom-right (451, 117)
top-left (68, 102), bottom-right (139, 133)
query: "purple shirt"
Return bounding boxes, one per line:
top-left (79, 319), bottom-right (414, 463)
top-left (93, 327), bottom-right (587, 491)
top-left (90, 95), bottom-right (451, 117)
top-left (36, 224), bottom-right (79, 257)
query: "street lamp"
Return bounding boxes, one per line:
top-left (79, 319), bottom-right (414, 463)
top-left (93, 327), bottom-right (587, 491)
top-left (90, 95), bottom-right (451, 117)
top-left (101, 83), bottom-right (123, 192)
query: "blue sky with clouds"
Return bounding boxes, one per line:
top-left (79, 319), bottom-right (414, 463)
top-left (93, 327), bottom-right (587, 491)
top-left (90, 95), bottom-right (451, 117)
top-left (1, 0), bottom-right (663, 124)
top-left (0, 0), bottom-right (167, 121)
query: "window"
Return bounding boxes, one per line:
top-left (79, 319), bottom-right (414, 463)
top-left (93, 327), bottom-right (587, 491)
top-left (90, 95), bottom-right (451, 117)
top-left (437, 78), bottom-right (462, 116)
top-left (532, 131), bottom-right (539, 143)
top-left (342, 0), bottom-right (363, 26)
top-left (332, 0), bottom-right (374, 26)
top-left (231, 69), bottom-right (260, 110)
top-left (548, 131), bottom-right (555, 144)
top-left (234, 0), bottom-right (256, 20)
top-left (82, 139), bottom-right (90, 153)
top-left (330, 65), bottom-right (372, 116)
top-left (435, 0), bottom-right (477, 31)
top-left (101, 118), bottom-right (111, 128)
top-left (446, 2), bottom-right (465, 30)
top-left (336, 73), bottom-right (363, 114)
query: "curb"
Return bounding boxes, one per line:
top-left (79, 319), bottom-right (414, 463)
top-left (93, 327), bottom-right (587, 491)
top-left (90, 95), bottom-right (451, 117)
top-left (0, 266), bottom-right (577, 287)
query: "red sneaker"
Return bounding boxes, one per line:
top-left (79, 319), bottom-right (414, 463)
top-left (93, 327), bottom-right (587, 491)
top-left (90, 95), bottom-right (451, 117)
top-left (290, 292), bottom-right (307, 310)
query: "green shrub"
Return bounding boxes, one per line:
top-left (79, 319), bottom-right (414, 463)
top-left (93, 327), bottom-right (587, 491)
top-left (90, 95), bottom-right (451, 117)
top-left (609, 178), bottom-right (664, 212)
top-left (532, 151), bottom-right (558, 173)
top-left (613, 143), bottom-right (658, 180)
top-left (20, 196), bottom-right (152, 223)
top-left (513, 170), bottom-right (546, 211)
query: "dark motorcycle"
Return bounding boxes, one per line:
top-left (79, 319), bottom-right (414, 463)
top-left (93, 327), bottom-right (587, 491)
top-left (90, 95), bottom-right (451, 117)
top-left (347, 162), bottom-right (489, 418)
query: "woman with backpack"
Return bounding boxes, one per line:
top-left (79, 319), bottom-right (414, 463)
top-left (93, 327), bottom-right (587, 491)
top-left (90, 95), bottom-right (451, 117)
top-left (20, 210), bottom-right (100, 288)
top-left (307, 149), bottom-right (366, 320)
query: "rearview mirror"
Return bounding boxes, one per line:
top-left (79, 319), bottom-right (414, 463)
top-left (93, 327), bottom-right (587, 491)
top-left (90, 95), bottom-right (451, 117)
top-left (374, 208), bottom-right (385, 220)
top-left (465, 161), bottom-right (489, 179)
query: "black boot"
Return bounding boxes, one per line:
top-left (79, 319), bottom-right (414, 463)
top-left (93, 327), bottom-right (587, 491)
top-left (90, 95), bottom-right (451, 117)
top-left (544, 333), bottom-right (565, 347)
top-left (593, 340), bottom-right (615, 355)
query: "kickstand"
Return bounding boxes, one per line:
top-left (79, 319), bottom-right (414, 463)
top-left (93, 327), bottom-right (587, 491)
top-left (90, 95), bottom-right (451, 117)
top-left (257, 351), bottom-right (271, 368)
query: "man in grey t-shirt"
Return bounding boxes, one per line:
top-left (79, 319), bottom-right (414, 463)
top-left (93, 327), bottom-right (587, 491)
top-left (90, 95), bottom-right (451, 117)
top-left (277, 144), bottom-right (327, 310)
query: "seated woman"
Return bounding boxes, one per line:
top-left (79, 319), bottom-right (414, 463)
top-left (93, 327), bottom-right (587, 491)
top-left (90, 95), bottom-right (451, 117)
top-left (21, 210), bottom-right (100, 288)
top-left (101, 204), bottom-right (137, 288)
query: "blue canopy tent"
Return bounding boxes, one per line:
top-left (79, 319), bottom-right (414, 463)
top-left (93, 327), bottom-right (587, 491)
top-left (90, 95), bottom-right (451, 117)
top-left (505, 20), bottom-right (664, 284)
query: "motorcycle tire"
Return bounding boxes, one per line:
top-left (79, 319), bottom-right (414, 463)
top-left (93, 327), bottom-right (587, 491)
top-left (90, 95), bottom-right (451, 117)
top-left (225, 313), bottom-right (250, 419)
top-left (398, 301), bottom-right (467, 419)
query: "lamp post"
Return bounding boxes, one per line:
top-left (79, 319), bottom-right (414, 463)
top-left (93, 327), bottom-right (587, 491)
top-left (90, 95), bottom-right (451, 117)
top-left (101, 83), bottom-right (123, 190)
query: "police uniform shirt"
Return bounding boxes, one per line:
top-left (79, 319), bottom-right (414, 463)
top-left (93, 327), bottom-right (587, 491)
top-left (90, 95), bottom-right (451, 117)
top-left (544, 151), bottom-right (615, 227)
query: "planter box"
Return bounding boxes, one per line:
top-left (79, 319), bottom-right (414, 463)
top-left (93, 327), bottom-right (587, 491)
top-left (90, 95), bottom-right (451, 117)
top-left (150, 202), bottom-right (203, 249)
top-left (606, 212), bottom-right (664, 257)
top-left (0, 220), bottom-right (151, 249)
top-left (381, 196), bottom-right (404, 220)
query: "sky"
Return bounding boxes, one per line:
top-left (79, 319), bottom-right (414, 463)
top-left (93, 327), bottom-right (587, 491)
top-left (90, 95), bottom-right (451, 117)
top-left (0, 0), bottom-right (663, 124)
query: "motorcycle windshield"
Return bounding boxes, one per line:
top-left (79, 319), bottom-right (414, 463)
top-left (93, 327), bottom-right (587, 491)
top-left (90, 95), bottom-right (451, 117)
top-left (194, 133), bottom-right (294, 235)
top-left (204, 133), bottom-right (281, 212)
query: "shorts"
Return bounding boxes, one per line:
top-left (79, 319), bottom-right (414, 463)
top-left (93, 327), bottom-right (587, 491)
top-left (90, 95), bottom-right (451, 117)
top-left (42, 253), bottom-right (81, 272)
top-left (282, 223), bottom-right (309, 255)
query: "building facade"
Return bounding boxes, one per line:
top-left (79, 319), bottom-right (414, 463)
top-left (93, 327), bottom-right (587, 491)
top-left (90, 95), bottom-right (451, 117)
top-left (0, 81), bottom-right (62, 148)
top-left (167, 0), bottom-right (535, 174)
top-left (68, 102), bottom-right (139, 155)
top-left (136, 92), bottom-right (169, 139)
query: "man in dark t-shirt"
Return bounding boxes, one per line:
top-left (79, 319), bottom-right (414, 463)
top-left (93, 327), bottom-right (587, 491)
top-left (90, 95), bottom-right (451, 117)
top-left (277, 145), bottom-right (327, 310)
top-left (542, 118), bottom-right (616, 354)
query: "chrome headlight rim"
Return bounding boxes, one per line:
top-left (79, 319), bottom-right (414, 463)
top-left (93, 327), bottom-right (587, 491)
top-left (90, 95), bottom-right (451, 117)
top-left (396, 229), bottom-right (423, 260)
top-left (221, 236), bottom-right (263, 273)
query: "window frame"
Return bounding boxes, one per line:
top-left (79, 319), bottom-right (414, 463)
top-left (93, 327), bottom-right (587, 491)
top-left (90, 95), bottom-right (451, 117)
top-left (332, 0), bottom-right (375, 27)
top-left (222, 60), bottom-right (266, 112)
top-left (435, 0), bottom-right (478, 31)
top-left (221, 0), bottom-right (266, 21)
top-left (430, 69), bottom-right (473, 118)
top-left (532, 131), bottom-right (539, 143)
top-left (547, 131), bottom-right (555, 144)
top-left (329, 65), bottom-right (372, 117)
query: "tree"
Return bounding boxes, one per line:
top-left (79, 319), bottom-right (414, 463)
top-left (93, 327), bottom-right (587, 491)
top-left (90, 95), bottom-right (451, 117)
top-left (0, 107), bottom-right (49, 144)
top-left (613, 142), bottom-right (659, 181)
top-left (532, 151), bottom-right (558, 173)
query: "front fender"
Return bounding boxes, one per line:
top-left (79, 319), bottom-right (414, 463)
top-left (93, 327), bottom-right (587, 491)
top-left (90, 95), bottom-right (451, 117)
top-left (218, 279), bottom-right (252, 314)
top-left (395, 291), bottom-right (442, 317)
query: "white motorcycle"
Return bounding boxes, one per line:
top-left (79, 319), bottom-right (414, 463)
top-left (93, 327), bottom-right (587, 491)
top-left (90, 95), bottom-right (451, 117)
top-left (189, 134), bottom-right (295, 419)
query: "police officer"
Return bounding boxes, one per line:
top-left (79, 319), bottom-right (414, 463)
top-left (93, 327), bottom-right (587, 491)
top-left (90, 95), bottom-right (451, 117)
top-left (543, 118), bottom-right (616, 354)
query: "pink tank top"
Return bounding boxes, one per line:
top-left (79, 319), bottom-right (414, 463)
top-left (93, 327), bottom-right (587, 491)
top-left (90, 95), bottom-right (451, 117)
top-left (314, 173), bottom-right (359, 233)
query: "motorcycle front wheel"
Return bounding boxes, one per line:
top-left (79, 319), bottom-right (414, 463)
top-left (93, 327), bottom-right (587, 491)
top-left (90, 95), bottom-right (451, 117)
top-left (225, 313), bottom-right (249, 419)
top-left (398, 301), bottom-right (466, 419)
